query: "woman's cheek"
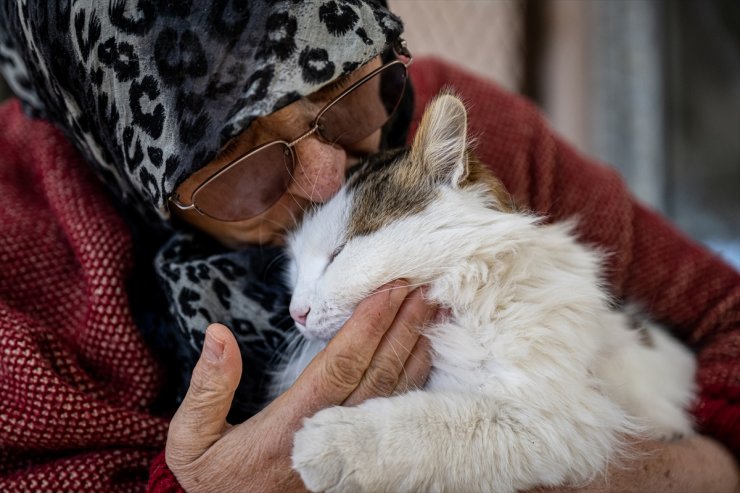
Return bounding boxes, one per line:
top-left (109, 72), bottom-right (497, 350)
top-left (289, 138), bottom-right (347, 202)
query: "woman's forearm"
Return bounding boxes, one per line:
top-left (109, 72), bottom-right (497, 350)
top-left (533, 434), bottom-right (739, 493)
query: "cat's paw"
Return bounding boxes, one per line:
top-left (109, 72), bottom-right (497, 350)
top-left (649, 422), bottom-right (693, 442)
top-left (292, 406), bottom-right (380, 493)
top-left (641, 407), bottom-right (694, 442)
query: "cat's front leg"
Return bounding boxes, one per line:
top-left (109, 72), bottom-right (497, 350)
top-left (293, 403), bottom-right (395, 493)
top-left (292, 394), bottom-right (438, 493)
top-left (293, 388), bottom-right (636, 493)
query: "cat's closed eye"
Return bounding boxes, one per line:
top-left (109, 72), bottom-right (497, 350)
top-left (328, 244), bottom-right (345, 264)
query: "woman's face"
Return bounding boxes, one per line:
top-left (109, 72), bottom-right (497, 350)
top-left (172, 57), bottom-right (384, 248)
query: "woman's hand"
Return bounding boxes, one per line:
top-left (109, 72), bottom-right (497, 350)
top-left (528, 435), bottom-right (740, 493)
top-left (165, 280), bottom-right (435, 493)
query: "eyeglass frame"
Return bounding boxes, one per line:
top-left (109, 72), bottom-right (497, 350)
top-left (169, 38), bottom-right (413, 221)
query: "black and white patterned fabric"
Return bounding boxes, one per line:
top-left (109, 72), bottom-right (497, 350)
top-left (0, 0), bottom-right (402, 221)
top-left (0, 0), bottom-right (406, 420)
top-left (154, 233), bottom-right (297, 418)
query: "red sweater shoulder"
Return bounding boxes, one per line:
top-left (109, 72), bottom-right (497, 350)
top-left (0, 99), bottom-right (168, 492)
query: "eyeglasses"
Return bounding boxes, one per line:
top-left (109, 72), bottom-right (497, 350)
top-left (169, 39), bottom-right (413, 222)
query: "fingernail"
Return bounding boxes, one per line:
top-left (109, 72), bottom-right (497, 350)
top-left (393, 279), bottom-right (409, 293)
top-left (203, 329), bottom-right (224, 363)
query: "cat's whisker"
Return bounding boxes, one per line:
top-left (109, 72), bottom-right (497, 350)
top-left (251, 215), bottom-right (289, 234)
top-left (269, 163), bottom-right (308, 219)
top-left (284, 192), bottom-right (308, 217)
top-left (278, 203), bottom-right (303, 230)
top-left (259, 216), bottom-right (284, 230)
top-left (383, 333), bottom-right (408, 368)
top-left (264, 251), bottom-right (288, 275)
top-left (373, 280), bottom-right (432, 296)
top-left (269, 328), bottom-right (307, 366)
top-left (307, 160), bottom-right (321, 201)
top-left (273, 314), bottom-right (294, 326)
top-left (250, 209), bottom-right (309, 246)
top-left (269, 332), bottom-right (326, 398)
top-left (384, 333), bottom-right (428, 389)
top-left (383, 334), bottom-right (413, 394)
top-left (286, 153), bottom-right (313, 202)
top-left (269, 332), bottom-right (296, 357)
top-left (386, 331), bottom-right (429, 370)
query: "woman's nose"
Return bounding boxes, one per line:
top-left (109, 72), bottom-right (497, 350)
top-left (288, 136), bottom-right (347, 203)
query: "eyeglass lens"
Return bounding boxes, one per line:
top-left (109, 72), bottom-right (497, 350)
top-left (193, 142), bottom-right (293, 222)
top-left (318, 62), bottom-right (407, 146)
top-left (192, 61), bottom-right (408, 222)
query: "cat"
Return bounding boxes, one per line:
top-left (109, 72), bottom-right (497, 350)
top-left (276, 94), bottom-right (696, 493)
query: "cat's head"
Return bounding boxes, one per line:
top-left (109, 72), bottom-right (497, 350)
top-left (286, 94), bottom-right (510, 341)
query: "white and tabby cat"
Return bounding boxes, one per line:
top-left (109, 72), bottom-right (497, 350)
top-left (277, 94), bottom-right (696, 493)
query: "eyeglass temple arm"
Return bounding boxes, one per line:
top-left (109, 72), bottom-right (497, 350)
top-left (168, 193), bottom-right (196, 212)
top-left (394, 38), bottom-right (413, 66)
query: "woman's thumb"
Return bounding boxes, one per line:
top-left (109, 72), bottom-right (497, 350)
top-left (166, 323), bottom-right (242, 468)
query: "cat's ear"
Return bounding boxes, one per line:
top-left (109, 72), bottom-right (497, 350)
top-left (410, 93), bottom-right (469, 187)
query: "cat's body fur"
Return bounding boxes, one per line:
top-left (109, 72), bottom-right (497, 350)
top-left (277, 95), bottom-right (696, 493)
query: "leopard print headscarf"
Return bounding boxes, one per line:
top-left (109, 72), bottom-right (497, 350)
top-left (0, 0), bottom-right (406, 420)
top-left (0, 0), bottom-right (402, 222)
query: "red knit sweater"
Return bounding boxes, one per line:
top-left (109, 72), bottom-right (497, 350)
top-left (1, 59), bottom-right (738, 493)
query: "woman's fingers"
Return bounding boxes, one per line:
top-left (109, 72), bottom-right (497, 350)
top-left (395, 333), bottom-right (434, 394)
top-left (343, 287), bottom-right (436, 406)
top-left (167, 323), bottom-right (242, 474)
top-left (288, 280), bottom-right (410, 414)
top-left (395, 307), bottom-right (449, 393)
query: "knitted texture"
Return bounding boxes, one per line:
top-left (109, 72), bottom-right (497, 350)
top-left (146, 452), bottom-right (184, 493)
top-left (0, 58), bottom-right (738, 493)
top-left (0, 100), bottom-right (168, 492)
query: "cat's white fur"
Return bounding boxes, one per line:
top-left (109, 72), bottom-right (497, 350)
top-left (277, 95), bottom-right (696, 493)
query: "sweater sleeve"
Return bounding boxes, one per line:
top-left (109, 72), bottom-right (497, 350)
top-left (0, 99), bottom-right (169, 492)
top-left (409, 58), bottom-right (740, 453)
top-left (147, 451), bottom-right (186, 493)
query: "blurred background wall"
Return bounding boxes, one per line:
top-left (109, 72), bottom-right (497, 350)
top-left (1, 0), bottom-right (738, 267)
top-left (391, 0), bottom-right (740, 268)
top-left (389, 0), bottom-right (525, 91)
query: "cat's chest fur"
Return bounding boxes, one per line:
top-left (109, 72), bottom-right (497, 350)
top-left (383, 206), bottom-right (615, 396)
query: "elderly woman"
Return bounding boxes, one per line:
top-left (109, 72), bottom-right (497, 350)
top-left (1, 1), bottom-right (738, 492)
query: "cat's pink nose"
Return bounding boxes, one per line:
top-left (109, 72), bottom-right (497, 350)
top-left (290, 306), bottom-right (310, 326)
